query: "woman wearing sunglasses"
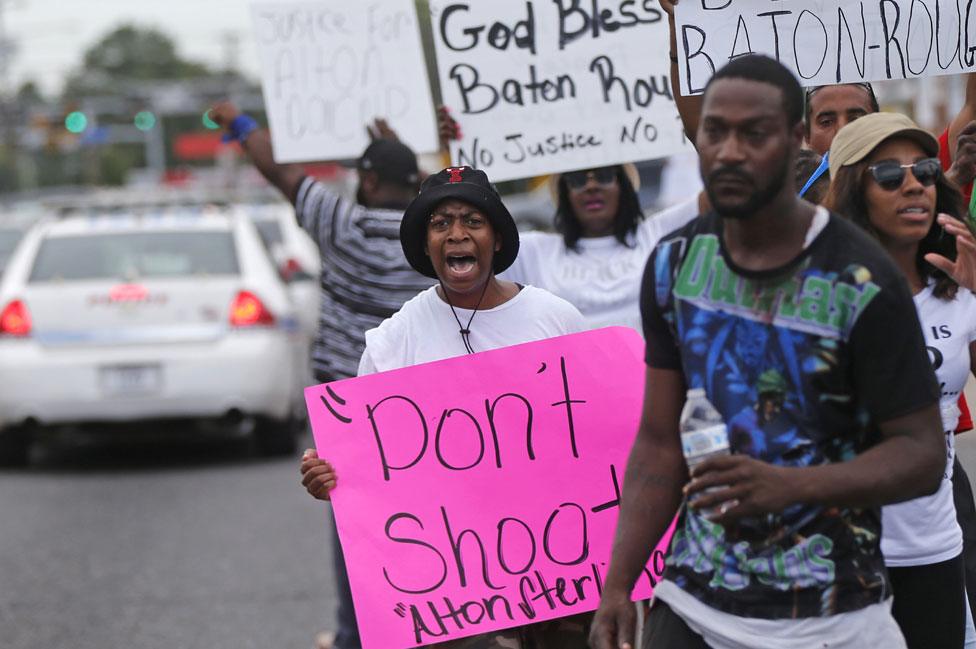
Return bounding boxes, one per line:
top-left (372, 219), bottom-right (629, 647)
top-left (826, 112), bottom-right (976, 649)
top-left (496, 164), bottom-right (700, 332)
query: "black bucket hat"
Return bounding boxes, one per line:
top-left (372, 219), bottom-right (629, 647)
top-left (400, 166), bottom-right (519, 279)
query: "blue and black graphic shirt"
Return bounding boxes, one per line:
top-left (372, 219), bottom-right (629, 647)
top-left (640, 210), bottom-right (939, 619)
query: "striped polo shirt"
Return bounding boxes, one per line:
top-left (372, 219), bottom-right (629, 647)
top-left (294, 177), bottom-right (434, 381)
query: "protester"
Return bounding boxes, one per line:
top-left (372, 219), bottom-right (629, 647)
top-left (938, 75), bottom-right (976, 201)
top-left (661, 2), bottom-right (976, 615)
top-left (808, 50), bottom-right (976, 637)
top-left (300, 165), bottom-right (592, 648)
top-left (208, 102), bottom-right (433, 649)
top-left (931, 75), bottom-right (976, 625)
top-left (590, 55), bottom-right (945, 649)
top-left (437, 106), bottom-right (701, 332)
top-left (803, 83), bottom-right (880, 155)
top-left (826, 112), bottom-right (976, 648)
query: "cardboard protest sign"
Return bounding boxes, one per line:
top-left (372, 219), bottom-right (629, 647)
top-left (251, 1), bottom-right (438, 162)
top-left (673, 0), bottom-right (976, 96)
top-left (429, 0), bottom-right (691, 182)
top-left (305, 327), bottom-right (674, 648)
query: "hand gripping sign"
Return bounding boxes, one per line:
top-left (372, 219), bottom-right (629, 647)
top-left (305, 327), bottom-right (675, 648)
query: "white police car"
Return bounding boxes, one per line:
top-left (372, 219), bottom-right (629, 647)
top-left (0, 206), bottom-right (307, 464)
top-left (243, 201), bottom-right (321, 362)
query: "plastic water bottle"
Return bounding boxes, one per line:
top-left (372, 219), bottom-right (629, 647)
top-left (680, 388), bottom-right (731, 517)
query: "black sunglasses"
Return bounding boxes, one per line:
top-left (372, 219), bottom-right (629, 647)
top-left (563, 167), bottom-right (617, 190)
top-left (867, 158), bottom-right (941, 191)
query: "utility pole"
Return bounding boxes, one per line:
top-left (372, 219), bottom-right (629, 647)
top-left (221, 30), bottom-right (242, 98)
top-left (221, 31), bottom-right (241, 76)
top-left (0, 0), bottom-right (23, 191)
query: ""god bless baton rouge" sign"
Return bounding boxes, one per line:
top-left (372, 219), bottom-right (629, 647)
top-left (430, 0), bottom-right (691, 182)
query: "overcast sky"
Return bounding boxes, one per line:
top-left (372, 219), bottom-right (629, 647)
top-left (7, 0), bottom-right (264, 97)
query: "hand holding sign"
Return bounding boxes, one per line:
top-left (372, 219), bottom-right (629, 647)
top-left (207, 101), bottom-right (240, 131)
top-left (947, 121), bottom-right (976, 189)
top-left (300, 449), bottom-right (337, 501)
top-left (437, 105), bottom-right (461, 150)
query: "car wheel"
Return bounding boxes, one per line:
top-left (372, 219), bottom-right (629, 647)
top-left (0, 425), bottom-right (32, 467)
top-left (255, 416), bottom-right (300, 457)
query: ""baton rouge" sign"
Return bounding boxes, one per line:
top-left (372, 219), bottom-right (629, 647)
top-left (674, 0), bottom-right (976, 95)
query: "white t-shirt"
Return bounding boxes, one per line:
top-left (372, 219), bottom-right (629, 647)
top-left (655, 581), bottom-right (906, 649)
top-left (881, 285), bottom-right (976, 566)
top-left (500, 198), bottom-right (700, 332)
top-left (658, 151), bottom-right (706, 207)
top-left (357, 285), bottom-right (585, 375)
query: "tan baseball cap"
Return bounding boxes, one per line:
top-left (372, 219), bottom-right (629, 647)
top-left (828, 112), bottom-right (939, 179)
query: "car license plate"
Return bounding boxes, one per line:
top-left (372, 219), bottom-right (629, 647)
top-left (100, 364), bottom-right (162, 396)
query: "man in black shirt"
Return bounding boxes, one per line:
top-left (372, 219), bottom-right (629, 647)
top-left (590, 55), bottom-right (945, 649)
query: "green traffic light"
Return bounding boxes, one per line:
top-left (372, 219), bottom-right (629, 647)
top-left (202, 111), bottom-right (219, 130)
top-left (134, 111), bottom-right (156, 132)
top-left (64, 111), bottom-right (87, 134)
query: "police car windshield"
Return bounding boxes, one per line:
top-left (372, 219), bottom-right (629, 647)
top-left (0, 229), bottom-right (24, 271)
top-left (29, 231), bottom-right (239, 282)
top-left (252, 219), bottom-right (283, 249)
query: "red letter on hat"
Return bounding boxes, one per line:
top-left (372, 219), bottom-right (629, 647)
top-left (447, 167), bottom-right (464, 183)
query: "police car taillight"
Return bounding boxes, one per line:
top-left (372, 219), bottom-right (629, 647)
top-left (229, 291), bottom-right (275, 327)
top-left (0, 299), bottom-right (31, 336)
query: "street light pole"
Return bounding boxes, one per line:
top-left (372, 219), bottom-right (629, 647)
top-left (0, 0), bottom-right (23, 191)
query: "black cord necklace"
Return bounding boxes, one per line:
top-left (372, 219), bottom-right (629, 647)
top-left (440, 279), bottom-right (491, 354)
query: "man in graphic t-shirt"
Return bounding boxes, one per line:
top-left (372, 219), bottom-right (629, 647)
top-left (590, 55), bottom-right (945, 649)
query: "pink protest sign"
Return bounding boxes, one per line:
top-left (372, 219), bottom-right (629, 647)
top-left (305, 327), bottom-right (675, 648)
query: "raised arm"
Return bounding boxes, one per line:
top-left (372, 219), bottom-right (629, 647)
top-left (209, 101), bottom-right (305, 204)
top-left (590, 366), bottom-right (687, 649)
top-left (945, 75), bottom-right (976, 188)
top-left (662, 0), bottom-right (702, 145)
top-left (949, 74), bottom-right (976, 156)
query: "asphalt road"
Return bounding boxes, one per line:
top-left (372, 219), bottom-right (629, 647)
top-left (6, 395), bottom-right (976, 649)
top-left (0, 431), bottom-right (337, 649)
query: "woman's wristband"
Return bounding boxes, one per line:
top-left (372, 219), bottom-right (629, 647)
top-left (222, 114), bottom-right (259, 144)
